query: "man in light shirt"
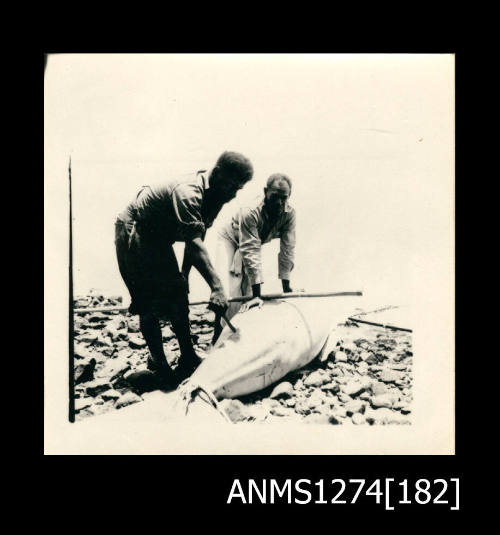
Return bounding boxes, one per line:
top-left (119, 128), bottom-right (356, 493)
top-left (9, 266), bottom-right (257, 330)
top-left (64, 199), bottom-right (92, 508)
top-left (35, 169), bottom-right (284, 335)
top-left (211, 173), bottom-right (296, 344)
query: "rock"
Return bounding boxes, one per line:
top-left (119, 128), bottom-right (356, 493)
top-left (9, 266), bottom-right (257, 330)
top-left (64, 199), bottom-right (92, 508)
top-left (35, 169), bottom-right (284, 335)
top-left (294, 379), bottom-right (304, 390)
top-left (359, 391), bottom-right (371, 401)
top-left (370, 394), bottom-right (393, 409)
top-left (285, 398), bottom-right (296, 407)
top-left (352, 413), bottom-right (366, 425)
top-left (392, 399), bottom-right (406, 410)
top-left (379, 369), bottom-right (401, 383)
top-left (401, 406), bottom-right (412, 414)
top-left (74, 343), bottom-right (95, 359)
top-left (75, 358), bottom-right (97, 385)
top-left (101, 389), bottom-right (121, 401)
top-left (359, 351), bottom-right (372, 361)
top-left (115, 392), bottom-right (143, 409)
top-left (389, 363), bottom-right (408, 371)
top-left (270, 382), bottom-right (294, 399)
top-left (370, 381), bottom-right (388, 396)
top-left (332, 407), bottom-right (347, 419)
top-left (127, 322), bottom-right (141, 333)
top-left (94, 335), bottom-right (113, 348)
top-left (356, 361), bottom-right (369, 375)
top-left (342, 380), bottom-right (365, 397)
top-left (116, 348), bottom-right (134, 360)
top-left (344, 400), bottom-right (365, 415)
top-left (303, 413), bottom-right (331, 424)
top-left (294, 400), bottom-right (312, 416)
top-left (129, 335), bottom-right (147, 349)
top-left (342, 342), bottom-right (358, 354)
top-left (77, 333), bottom-right (98, 345)
top-left (104, 326), bottom-right (128, 343)
top-left (219, 399), bottom-right (252, 422)
top-left (95, 357), bottom-right (131, 381)
top-left (365, 408), bottom-right (409, 425)
top-left (270, 405), bottom-right (294, 417)
top-left (85, 378), bottom-right (112, 397)
top-left (334, 351), bottom-right (347, 362)
top-left (74, 297), bottom-right (91, 308)
top-left (75, 398), bottom-right (92, 412)
top-left (304, 370), bottom-right (328, 387)
top-left (306, 390), bottom-right (325, 410)
top-left (162, 326), bottom-right (175, 342)
top-left (321, 381), bottom-right (340, 394)
top-left (327, 414), bottom-right (342, 425)
top-left (87, 313), bottom-right (108, 323)
top-left (338, 392), bottom-right (352, 404)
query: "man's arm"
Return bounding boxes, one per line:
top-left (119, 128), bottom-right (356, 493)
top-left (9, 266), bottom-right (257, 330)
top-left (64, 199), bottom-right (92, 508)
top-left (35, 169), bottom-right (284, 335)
top-left (181, 231), bottom-right (206, 288)
top-left (278, 210), bottom-right (296, 292)
top-left (184, 237), bottom-right (227, 308)
top-left (239, 208), bottom-right (264, 287)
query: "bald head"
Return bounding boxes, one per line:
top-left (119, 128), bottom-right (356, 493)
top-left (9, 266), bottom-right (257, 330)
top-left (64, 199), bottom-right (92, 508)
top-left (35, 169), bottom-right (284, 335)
top-left (264, 173), bottom-right (291, 217)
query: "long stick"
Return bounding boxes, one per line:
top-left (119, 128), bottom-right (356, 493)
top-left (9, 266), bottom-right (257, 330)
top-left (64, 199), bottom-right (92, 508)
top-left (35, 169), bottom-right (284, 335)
top-left (73, 291), bottom-right (363, 315)
top-left (347, 316), bottom-right (412, 333)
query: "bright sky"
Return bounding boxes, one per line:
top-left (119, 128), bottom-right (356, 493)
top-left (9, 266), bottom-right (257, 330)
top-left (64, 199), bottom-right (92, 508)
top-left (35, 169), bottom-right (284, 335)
top-left (45, 53), bottom-right (454, 311)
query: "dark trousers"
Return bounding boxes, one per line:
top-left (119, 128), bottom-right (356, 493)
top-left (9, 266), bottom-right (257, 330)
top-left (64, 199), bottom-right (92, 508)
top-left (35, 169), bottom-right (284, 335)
top-left (115, 217), bottom-right (190, 330)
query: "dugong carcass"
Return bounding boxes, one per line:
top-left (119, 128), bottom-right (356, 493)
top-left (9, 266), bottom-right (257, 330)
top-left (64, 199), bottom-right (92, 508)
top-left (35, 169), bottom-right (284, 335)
top-left (78, 294), bottom-right (361, 424)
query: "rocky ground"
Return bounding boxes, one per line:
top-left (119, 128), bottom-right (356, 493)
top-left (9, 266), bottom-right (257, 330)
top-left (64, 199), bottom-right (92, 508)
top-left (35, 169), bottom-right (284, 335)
top-left (73, 291), bottom-right (412, 425)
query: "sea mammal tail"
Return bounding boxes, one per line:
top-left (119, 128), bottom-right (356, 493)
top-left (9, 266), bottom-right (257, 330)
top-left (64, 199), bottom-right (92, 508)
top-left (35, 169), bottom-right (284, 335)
top-left (173, 380), bottom-right (232, 423)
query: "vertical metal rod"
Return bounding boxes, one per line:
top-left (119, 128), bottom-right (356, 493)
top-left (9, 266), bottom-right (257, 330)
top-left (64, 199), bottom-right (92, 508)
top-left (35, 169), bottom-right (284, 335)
top-left (68, 156), bottom-right (75, 423)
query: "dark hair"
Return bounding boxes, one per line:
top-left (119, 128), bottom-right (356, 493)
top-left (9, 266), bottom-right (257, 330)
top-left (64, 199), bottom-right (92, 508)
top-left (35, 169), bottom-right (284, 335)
top-left (216, 151), bottom-right (254, 183)
top-left (266, 173), bottom-right (292, 193)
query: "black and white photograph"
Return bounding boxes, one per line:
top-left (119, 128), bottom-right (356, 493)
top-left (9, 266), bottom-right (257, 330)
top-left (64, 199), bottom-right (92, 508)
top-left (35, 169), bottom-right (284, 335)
top-left (44, 53), bottom-right (454, 455)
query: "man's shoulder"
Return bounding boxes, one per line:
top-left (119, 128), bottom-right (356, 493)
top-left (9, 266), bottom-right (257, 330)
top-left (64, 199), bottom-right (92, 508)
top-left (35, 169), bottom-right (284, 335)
top-left (170, 172), bottom-right (207, 200)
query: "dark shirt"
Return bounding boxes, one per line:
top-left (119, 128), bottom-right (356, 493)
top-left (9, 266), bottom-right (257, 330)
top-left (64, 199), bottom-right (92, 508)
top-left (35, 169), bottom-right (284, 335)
top-left (118, 171), bottom-right (223, 243)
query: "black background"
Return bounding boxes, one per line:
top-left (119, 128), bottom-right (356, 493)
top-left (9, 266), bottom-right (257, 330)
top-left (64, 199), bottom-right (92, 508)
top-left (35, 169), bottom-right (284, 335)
top-left (38, 22), bottom-right (474, 522)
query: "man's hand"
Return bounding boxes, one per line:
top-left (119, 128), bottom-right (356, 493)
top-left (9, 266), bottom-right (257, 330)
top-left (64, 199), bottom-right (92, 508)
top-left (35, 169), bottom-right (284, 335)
top-left (208, 287), bottom-right (229, 315)
top-left (239, 297), bottom-right (264, 313)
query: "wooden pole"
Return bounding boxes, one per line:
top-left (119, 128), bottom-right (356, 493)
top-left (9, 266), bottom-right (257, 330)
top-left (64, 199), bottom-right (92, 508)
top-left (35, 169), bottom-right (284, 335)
top-left (73, 291), bottom-right (363, 315)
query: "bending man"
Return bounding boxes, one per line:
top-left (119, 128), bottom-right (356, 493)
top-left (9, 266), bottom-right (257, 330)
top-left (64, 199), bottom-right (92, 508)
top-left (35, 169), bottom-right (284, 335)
top-left (115, 151), bottom-right (253, 387)
top-left (212, 173), bottom-right (296, 343)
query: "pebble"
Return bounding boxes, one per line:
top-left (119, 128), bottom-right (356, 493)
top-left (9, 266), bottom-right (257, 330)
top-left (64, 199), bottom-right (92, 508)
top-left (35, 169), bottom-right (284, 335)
top-left (78, 333), bottom-right (98, 345)
top-left (321, 382), bottom-right (340, 394)
top-left (85, 378), bottom-right (112, 397)
top-left (334, 351), bottom-right (348, 362)
top-left (270, 382), bottom-right (294, 399)
top-left (342, 342), bottom-right (358, 354)
top-left (101, 389), bottom-right (121, 401)
top-left (344, 400), bottom-right (365, 415)
top-left (370, 381), bottom-right (388, 396)
top-left (220, 399), bottom-right (251, 422)
top-left (75, 398), bottom-right (92, 412)
top-left (95, 358), bottom-right (130, 381)
top-left (306, 390), bottom-right (325, 410)
top-left (352, 413), bottom-right (366, 425)
top-left (294, 379), bottom-right (304, 390)
top-left (342, 380), bottom-right (365, 397)
top-left (370, 394), bottom-right (393, 409)
top-left (129, 335), bottom-right (147, 349)
top-left (356, 361), bottom-right (369, 374)
top-left (115, 392), bottom-right (143, 409)
top-left (379, 369), bottom-right (401, 383)
top-left (304, 370), bottom-right (328, 387)
top-left (271, 405), bottom-right (295, 418)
